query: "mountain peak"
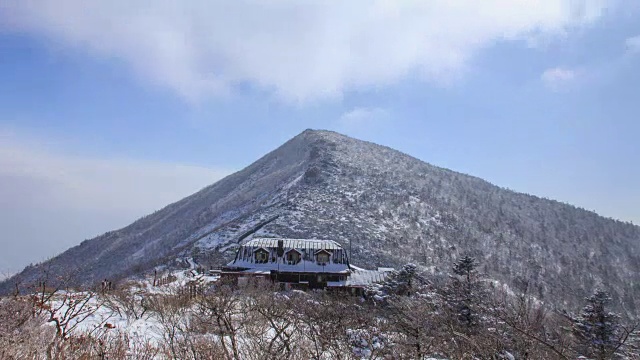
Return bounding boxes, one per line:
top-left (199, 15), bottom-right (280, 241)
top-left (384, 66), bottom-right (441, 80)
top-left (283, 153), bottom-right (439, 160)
top-left (296, 128), bottom-right (351, 144)
top-left (3, 130), bottom-right (640, 315)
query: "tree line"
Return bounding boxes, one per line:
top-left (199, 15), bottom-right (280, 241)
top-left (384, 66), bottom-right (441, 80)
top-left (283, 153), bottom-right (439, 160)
top-left (1, 256), bottom-right (638, 359)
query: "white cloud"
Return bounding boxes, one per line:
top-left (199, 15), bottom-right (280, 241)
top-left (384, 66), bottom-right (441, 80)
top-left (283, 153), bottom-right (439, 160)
top-left (541, 67), bottom-right (579, 90)
top-left (340, 107), bottom-right (389, 125)
top-left (336, 107), bottom-right (390, 138)
top-left (0, 139), bottom-right (229, 213)
top-left (0, 130), bottom-right (230, 272)
top-left (0, 0), bottom-right (613, 103)
top-left (625, 35), bottom-right (640, 54)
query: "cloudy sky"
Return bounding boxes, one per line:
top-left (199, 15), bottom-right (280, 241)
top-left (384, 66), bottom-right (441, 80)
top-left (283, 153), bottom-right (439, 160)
top-left (1, 0), bottom-right (639, 274)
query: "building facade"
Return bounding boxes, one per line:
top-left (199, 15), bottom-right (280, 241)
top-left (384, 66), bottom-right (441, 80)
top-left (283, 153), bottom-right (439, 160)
top-left (221, 238), bottom-right (391, 292)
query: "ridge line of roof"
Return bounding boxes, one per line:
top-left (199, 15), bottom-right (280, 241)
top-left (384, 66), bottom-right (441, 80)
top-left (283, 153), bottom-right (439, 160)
top-left (241, 238), bottom-right (344, 249)
top-left (247, 237), bottom-right (342, 242)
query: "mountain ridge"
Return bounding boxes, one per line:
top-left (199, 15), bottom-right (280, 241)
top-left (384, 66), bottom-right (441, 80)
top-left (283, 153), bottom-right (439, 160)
top-left (3, 129), bottom-right (639, 315)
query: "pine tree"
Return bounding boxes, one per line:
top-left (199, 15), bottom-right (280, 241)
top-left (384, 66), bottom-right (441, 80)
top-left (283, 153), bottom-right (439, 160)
top-left (366, 263), bottom-right (418, 301)
top-left (446, 255), bottom-right (484, 329)
top-left (453, 256), bottom-right (478, 282)
top-left (383, 263), bottom-right (417, 296)
top-left (572, 290), bottom-right (622, 359)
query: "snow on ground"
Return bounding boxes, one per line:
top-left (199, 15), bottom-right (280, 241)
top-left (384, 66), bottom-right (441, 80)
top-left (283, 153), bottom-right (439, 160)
top-left (44, 266), bottom-right (221, 344)
top-left (35, 264), bottom-right (450, 360)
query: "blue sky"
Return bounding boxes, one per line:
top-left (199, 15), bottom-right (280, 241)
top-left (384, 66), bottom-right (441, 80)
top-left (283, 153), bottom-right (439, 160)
top-left (1, 1), bottom-right (639, 274)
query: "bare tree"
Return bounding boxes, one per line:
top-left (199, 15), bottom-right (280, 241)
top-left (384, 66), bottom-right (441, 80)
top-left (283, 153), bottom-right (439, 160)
top-left (384, 294), bottom-right (441, 359)
top-left (490, 284), bottom-right (573, 360)
top-left (241, 281), bottom-right (304, 360)
top-left (146, 291), bottom-right (193, 359)
top-left (191, 283), bottom-right (247, 360)
top-left (103, 280), bottom-right (150, 322)
top-left (294, 292), bottom-right (368, 360)
top-left (0, 296), bottom-right (57, 359)
top-left (31, 287), bottom-right (104, 340)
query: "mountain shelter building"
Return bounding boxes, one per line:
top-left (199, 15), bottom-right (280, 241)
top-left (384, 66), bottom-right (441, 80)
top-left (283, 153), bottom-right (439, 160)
top-left (220, 238), bottom-right (391, 292)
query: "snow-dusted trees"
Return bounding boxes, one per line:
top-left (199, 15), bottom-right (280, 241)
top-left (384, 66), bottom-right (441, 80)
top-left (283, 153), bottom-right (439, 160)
top-left (365, 263), bottom-right (441, 357)
top-left (445, 255), bottom-right (485, 330)
top-left (569, 290), bottom-right (638, 359)
top-left (103, 281), bottom-right (150, 321)
top-left (241, 282), bottom-right (305, 359)
top-left (382, 263), bottom-right (417, 296)
top-left (366, 263), bottom-right (418, 301)
top-left (572, 290), bottom-right (620, 358)
top-left (325, 299), bottom-right (374, 358)
top-left (40, 290), bottom-right (103, 339)
top-left (491, 283), bottom-right (574, 359)
top-left (191, 284), bottom-right (245, 359)
top-left (294, 292), bottom-right (359, 359)
top-left (4, 263), bottom-right (640, 359)
top-left (453, 255), bottom-right (478, 280)
top-left (147, 291), bottom-right (193, 359)
top-left (0, 297), bottom-right (56, 359)
top-left (383, 290), bottom-right (440, 358)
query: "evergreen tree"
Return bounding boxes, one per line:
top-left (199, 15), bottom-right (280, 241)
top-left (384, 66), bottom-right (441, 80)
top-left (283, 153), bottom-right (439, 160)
top-left (446, 255), bottom-right (484, 329)
top-left (382, 263), bottom-right (417, 296)
top-left (366, 263), bottom-right (418, 302)
top-left (572, 290), bottom-right (623, 359)
top-left (453, 256), bottom-right (478, 282)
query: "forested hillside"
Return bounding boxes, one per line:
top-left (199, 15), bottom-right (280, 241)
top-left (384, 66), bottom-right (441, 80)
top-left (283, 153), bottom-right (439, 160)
top-left (3, 129), bottom-right (639, 315)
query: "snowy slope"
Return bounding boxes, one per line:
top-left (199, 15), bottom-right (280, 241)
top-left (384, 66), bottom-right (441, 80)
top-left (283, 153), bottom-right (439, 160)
top-left (3, 129), bottom-right (640, 314)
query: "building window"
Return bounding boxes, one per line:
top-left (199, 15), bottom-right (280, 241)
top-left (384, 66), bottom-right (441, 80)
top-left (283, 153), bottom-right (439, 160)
top-left (317, 252), bottom-right (330, 264)
top-left (286, 250), bottom-right (301, 264)
top-left (255, 250), bottom-right (269, 264)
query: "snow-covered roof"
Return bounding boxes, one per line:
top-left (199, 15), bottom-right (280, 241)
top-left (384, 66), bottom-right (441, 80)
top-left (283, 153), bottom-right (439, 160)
top-left (229, 237), bottom-right (351, 274)
top-left (242, 238), bottom-right (344, 250)
top-left (327, 269), bottom-right (390, 288)
top-left (229, 259), bottom-right (350, 274)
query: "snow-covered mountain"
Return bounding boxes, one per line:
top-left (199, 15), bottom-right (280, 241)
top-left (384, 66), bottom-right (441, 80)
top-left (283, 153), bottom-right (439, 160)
top-left (3, 129), bottom-right (639, 313)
